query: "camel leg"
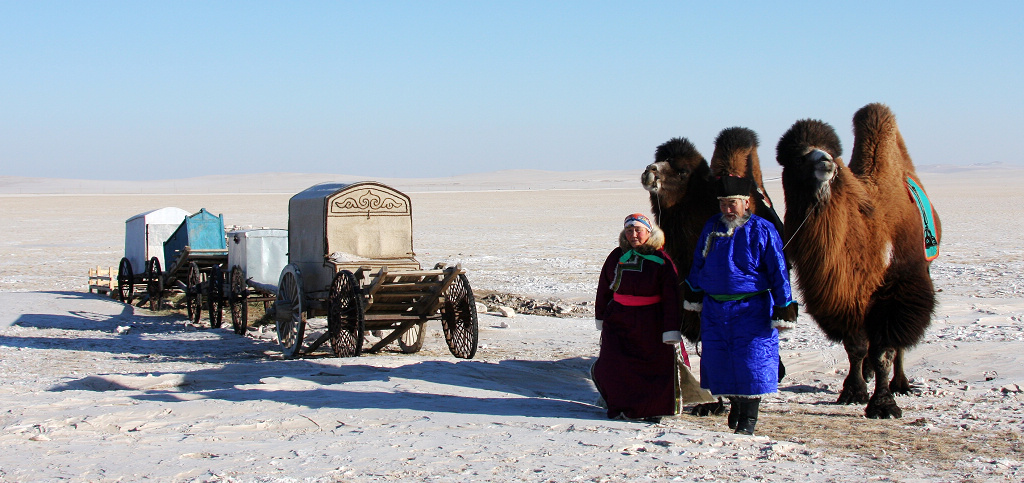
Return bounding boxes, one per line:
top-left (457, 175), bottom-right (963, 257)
top-left (837, 338), bottom-right (870, 405)
top-left (865, 346), bottom-right (902, 419)
top-left (889, 348), bottom-right (911, 394)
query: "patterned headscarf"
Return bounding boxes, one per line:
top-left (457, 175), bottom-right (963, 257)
top-left (624, 213), bottom-right (653, 232)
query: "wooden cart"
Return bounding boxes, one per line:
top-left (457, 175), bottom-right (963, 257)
top-left (226, 228), bottom-right (288, 335)
top-left (273, 182), bottom-right (479, 359)
top-left (117, 207), bottom-right (189, 307)
top-left (133, 209), bottom-right (229, 327)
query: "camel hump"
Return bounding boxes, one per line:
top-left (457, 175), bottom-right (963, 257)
top-left (852, 103), bottom-right (898, 141)
top-left (711, 127), bottom-right (764, 183)
top-left (714, 127), bottom-right (759, 151)
top-left (850, 102), bottom-right (914, 179)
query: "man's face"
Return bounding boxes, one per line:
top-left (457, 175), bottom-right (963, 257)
top-left (719, 198), bottom-right (749, 221)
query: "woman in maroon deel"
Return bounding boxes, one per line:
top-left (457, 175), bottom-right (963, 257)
top-left (592, 213), bottom-right (684, 421)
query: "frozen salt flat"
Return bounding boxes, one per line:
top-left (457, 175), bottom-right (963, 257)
top-left (0, 167), bottom-right (1022, 481)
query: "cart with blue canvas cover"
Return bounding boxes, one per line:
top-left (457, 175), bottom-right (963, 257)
top-left (226, 228), bottom-right (288, 335)
top-left (139, 208), bottom-right (230, 327)
top-left (273, 181), bottom-right (479, 359)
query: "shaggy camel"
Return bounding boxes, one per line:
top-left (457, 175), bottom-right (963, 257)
top-left (642, 129), bottom-right (784, 343)
top-left (775, 103), bottom-right (941, 419)
top-left (708, 127), bottom-right (784, 237)
top-left (641, 137), bottom-right (717, 343)
top-left (642, 130), bottom-right (786, 416)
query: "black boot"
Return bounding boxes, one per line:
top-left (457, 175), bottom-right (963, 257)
top-left (727, 397), bottom-right (739, 429)
top-left (734, 397), bottom-right (760, 435)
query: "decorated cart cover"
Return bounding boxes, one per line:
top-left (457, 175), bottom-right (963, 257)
top-left (288, 181), bottom-right (418, 292)
top-left (124, 207), bottom-right (190, 272)
top-left (227, 228), bottom-right (288, 286)
top-left (162, 208), bottom-right (228, 270)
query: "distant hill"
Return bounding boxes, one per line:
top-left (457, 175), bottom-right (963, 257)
top-left (0, 169), bottom-right (641, 195)
top-left (0, 164), bottom-right (1017, 195)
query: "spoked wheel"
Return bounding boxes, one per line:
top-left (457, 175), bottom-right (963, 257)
top-left (186, 262), bottom-right (203, 325)
top-left (117, 257), bottom-right (134, 305)
top-left (440, 274), bottom-right (479, 359)
top-left (275, 264), bottom-right (306, 358)
top-left (207, 265), bottom-right (224, 329)
top-left (398, 321), bottom-right (427, 353)
top-left (145, 257), bottom-right (163, 311)
top-left (229, 265), bottom-right (249, 335)
top-left (327, 270), bottom-right (364, 357)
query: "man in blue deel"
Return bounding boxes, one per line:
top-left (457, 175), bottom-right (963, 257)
top-left (684, 175), bottom-right (798, 435)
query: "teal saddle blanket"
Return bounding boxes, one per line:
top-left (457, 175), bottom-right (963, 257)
top-left (906, 177), bottom-right (939, 261)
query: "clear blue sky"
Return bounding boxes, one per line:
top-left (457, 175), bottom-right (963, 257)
top-left (2, 1), bottom-right (1021, 180)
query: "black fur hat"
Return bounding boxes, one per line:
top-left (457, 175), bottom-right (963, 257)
top-left (716, 175), bottom-right (753, 199)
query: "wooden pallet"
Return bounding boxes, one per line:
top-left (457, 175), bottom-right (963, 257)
top-left (88, 266), bottom-right (117, 295)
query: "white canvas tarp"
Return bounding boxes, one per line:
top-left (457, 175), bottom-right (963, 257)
top-left (124, 207), bottom-right (190, 273)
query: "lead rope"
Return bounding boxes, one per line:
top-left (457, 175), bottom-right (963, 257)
top-left (781, 164), bottom-right (839, 251)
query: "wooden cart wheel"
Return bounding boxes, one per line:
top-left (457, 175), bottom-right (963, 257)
top-left (229, 265), bottom-right (249, 335)
top-left (275, 264), bottom-right (306, 358)
top-left (398, 321), bottom-right (427, 353)
top-left (440, 274), bottom-right (479, 359)
top-left (145, 257), bottom-right (163, 311)
top-left (186, 262), bottom-right (202, 325)
top-left (207, 265), bottom-right (224, 329)
top-left (327, 270), bottom-right (364, 357)
top-left (117, 257), bottom-right (134, 305)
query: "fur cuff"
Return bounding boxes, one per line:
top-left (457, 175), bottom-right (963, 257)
top-left (683, 301), bottom-right (703, 312)
top-left (595, 319), bottom-right (603, 331)
top-left (771, 303), bottom-right (799, 322)
top-left (662, 330), bottom-right (682, 344)
top-left (772, 320), bottom-right (796, 330)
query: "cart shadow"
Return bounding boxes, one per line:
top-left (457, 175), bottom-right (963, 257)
top-left (1, 291), bottom-right (275, 361)
top-left (51, 357), bottom-right (605, 420)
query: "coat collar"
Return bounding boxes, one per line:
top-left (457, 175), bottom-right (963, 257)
top-left (618, 223), bottom-right (665, 254)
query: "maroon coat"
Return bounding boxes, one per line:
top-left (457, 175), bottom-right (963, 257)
top-left (593, 244), bottom-right (681, 419)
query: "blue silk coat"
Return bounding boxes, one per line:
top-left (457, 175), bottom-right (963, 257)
top-left (687, 214), bottom-right (794, 397)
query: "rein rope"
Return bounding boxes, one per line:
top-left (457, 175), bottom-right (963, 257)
top-left (781, 165), bottom-right (839, 251)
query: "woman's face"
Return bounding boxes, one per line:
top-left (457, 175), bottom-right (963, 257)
top-left (625, 225), bottom-right (650, 248)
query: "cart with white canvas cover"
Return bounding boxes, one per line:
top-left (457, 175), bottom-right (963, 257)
top-left (226, 228), bottom-right (288, 335)
top-left (273, 181), bottom-right (479, 359)
top-left (117, 207), bottom-right (190, 308)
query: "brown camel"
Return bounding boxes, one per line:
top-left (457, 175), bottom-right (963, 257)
top-left (643, 130), bottom-right (787, 416)
top-left (642, 130), bottom-right (784, 342)
top-left (775, 103), bottom-right (941, 419)
top-left (708, 127), bottom-right (785, 237)
top-left (641, 137), bottom-right (717, 343)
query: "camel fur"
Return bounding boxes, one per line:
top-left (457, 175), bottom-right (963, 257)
top-left (642, 130), bottom-right (784, 343)
top-left (775, 103), bottom-right (941, 419)
top-left (708, 127), bottom-right (785, 236)
top-left (641, 138), bottom-right (717, 343)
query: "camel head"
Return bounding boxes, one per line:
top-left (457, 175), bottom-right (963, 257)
top-left (709, 127), bottom-right (764, 187)
top-left (776, 119), bottom-right (844, 203)
top-left (641, 137), bottom-right (709, 209)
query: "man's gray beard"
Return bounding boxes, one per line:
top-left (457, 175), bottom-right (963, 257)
top-left (722, 213), bottom-right (750, 232)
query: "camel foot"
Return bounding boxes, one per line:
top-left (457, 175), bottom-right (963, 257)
top-left (865, 393), bottom-right (902, 419)
top-left (835, 386), bottom-right (870, 405)
top-left (690, 400), bottom-right (726, 417)
top-left (889, 374), bottom-right (911, 395)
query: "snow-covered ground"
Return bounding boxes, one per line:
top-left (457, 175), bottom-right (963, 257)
top-left (0, 167), bottom-right (1022, 481)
